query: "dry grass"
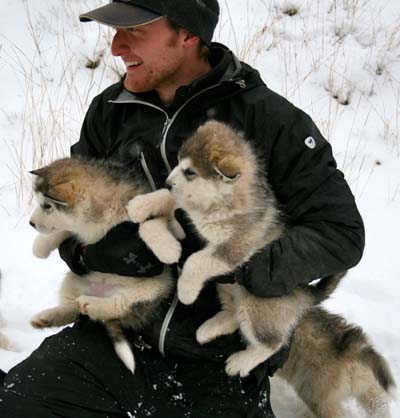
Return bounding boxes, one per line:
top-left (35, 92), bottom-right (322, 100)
top-left (1, 0), bottom-right (399, 203)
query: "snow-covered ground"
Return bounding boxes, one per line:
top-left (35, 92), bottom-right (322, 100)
top-left (0, 0), bottom-right (399, 416)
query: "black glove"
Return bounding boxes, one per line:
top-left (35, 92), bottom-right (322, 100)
top-left (59, 221), bottom-right (164, 277)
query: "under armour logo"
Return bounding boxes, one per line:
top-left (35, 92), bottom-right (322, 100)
top-left (123, 252), bottom-right (138, 265)
top-left (304, 136), bottom-right (316, 149)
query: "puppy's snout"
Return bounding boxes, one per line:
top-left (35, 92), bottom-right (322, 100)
top-left (165, 178), bottom-right (174, 191)
top-left (29, 220), bottom-right (36, 229)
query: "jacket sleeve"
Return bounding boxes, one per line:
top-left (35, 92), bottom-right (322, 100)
top-left (239, 108), bottom-right (365, 297)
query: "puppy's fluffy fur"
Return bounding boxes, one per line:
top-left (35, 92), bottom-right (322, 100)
top-left (277, 306), bottom-right (396, 418)
top-left (130, 121), bottom-right (344, 378)
top-left (29, 157), bottom-right (183, 372)
top-left (131, 121), bottom-right (396, 417)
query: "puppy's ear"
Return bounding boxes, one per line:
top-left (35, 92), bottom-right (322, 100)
top-left (47, 181), bottom-right (79, 206)
top-left (214, 157), bottom-right (241, 182)
top-left (30, 167), bottom-right (48, 177)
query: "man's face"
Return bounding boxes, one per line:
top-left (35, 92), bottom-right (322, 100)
top-left (111, 18), bottom-right (187, 94)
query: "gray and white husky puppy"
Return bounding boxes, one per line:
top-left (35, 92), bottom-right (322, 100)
top-left (276, 306), bottom-right (396, 418)
top-left (29, 157), bottom-right (184, 372)
top-left (128, 120), bottom-right (344, 378)
top-left (129, 121), bottom-right (396, 416)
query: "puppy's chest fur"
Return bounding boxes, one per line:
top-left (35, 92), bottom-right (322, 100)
top-left (192, 205), bottom-right (278, 267)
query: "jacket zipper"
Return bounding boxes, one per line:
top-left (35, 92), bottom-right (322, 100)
top-left (109, 78), bottom-right (247, 175)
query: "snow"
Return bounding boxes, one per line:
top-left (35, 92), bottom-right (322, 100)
top-left (0, 0), bottom-right (399, 416)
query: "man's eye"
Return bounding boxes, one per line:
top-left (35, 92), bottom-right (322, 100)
top-left (183, 168), bottom-right (197, 179)
top-left (41, 203), bottom-right (52, 210)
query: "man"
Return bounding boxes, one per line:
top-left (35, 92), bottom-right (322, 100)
top-left (0, 1), bottom-right (365, 417)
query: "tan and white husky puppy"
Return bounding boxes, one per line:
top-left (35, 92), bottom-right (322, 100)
top-left (276, 306), bottom-right (396, 418)
top-left (128, 121), bottom-right (343, 378)
top-left (29, 157), bottom-right (184, 373)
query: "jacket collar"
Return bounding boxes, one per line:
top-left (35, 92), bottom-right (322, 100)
top-left (111, 43), bottom-right (244, 110)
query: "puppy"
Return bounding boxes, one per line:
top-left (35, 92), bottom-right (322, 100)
top-left (276, 306), bottom-right (396, 418)
top-left (29, 157), bottom-right (184, 372)
top-left (129, 120), bottom-right (344, 377)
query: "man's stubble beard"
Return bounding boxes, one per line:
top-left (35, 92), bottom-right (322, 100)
top-left (124, 32), bottom-right (185, 95)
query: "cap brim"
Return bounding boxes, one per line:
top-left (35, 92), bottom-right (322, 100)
top-left (79, 3), bottom-right (161, 28)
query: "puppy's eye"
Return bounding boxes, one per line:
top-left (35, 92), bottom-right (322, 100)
top-left (183, 168), bottom-right (197, 179)
top-left (41, 203), bottom-right (52, 211)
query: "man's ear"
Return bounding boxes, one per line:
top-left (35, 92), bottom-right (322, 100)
top-left (214, 157), bottom-right (241, 183)
top-left (182, 32), bottom-right (201, 49)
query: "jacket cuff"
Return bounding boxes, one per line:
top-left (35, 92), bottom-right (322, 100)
top-left (236, 263), bottom-right (289, 298)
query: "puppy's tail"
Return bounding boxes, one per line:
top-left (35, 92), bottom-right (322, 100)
top-left (360, 346), bottom-right (396, 396)
top-left (307, 271), bottom-right (347, 304)
top-left (105, 320), bottom-right (135, 373)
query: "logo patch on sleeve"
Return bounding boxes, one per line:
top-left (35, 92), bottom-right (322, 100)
top-left (304, 136), bottom-right (316, 149)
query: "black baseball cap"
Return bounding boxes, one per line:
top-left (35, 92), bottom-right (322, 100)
top-left (80, 0), bottom-right (220, 45)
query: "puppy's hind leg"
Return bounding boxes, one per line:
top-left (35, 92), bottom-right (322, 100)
top-left (196, 310), bottom-right (239, 345)
top-left (31, 303), bottom-right (80, 329)
top-left (197, 283), bottom-right (239, 345)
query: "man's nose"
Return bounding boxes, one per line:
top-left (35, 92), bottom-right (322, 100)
top-left (29, 220), bottom-right (36, 229)
top-left (111, 30), bottom-right (131, 56)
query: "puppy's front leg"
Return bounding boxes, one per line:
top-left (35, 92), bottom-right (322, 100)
top-left (178, 249), bottom-right (231, 305)
top-left (127, 189), bottom-right (175, 223)
top-left (33, 231), bottom-right (71, 259)
top-left (139, 218), bottom-right (182, 264)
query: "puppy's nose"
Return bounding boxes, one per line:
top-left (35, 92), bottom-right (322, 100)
top-left (165, 178), bottom-right (173, 191)
top-left (29, 221), bottom-right (36, 229)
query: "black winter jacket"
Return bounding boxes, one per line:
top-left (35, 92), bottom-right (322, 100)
top-left (71, 43), bottom-right (364, 365)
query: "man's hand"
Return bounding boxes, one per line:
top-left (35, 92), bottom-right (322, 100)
top-left (58, 222), bottom-right (164, 277)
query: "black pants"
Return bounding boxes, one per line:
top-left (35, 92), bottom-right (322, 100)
top-left (0, 319), bottom-right (276, 418)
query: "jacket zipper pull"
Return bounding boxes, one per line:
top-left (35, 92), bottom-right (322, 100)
top-left (236, 79), bottom-right (246, 89)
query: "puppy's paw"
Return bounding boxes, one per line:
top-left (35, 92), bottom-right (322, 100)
top-left (153, 242), bottom-right (182, 265)
top-left (77, 296), bottom-right (113, 321)
top-left (177, 276), bottom-right (202, 305)
top-left (225, 351), bottom-right (249, 377)
top-left (127, 195), bottom-right (155, 223)
top-left (30, 314), bottom-right (51, 329)
top-left (139, 220), bottom-right (182, 264)
top-left (225, 350), bottom-right (261, 378)
top-left (32, 235), bottom-right (54, 258)
top-left (196, 322), bottom-right (216, 345)
top-left (30, 310), bottom-right (58, 329)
